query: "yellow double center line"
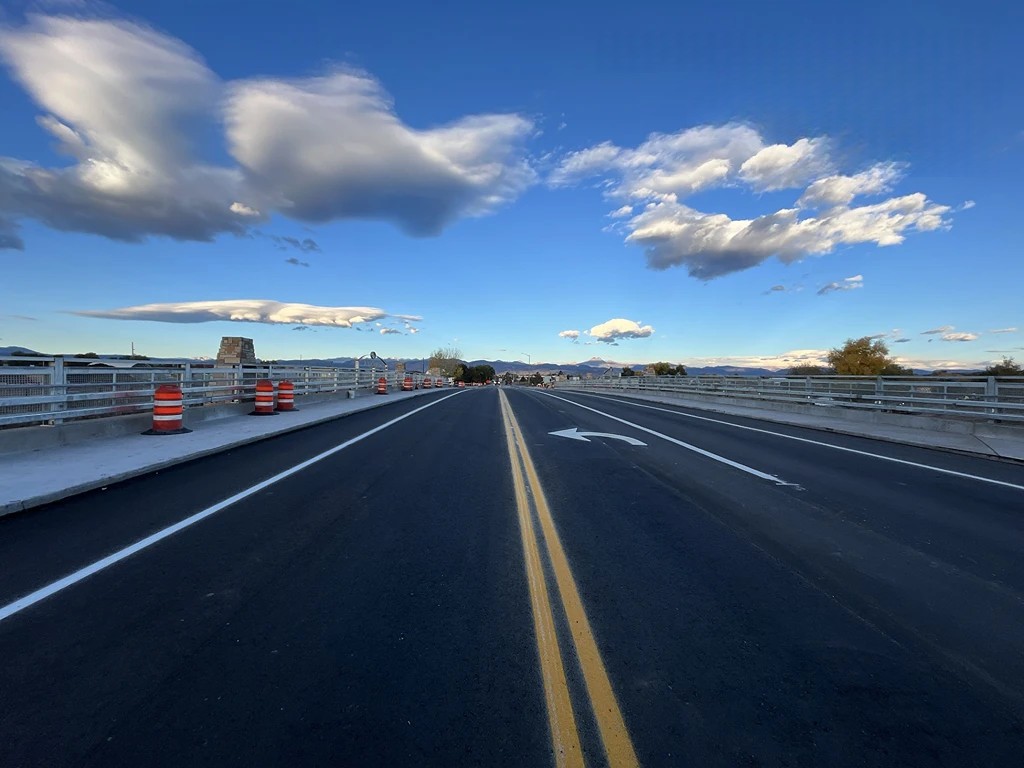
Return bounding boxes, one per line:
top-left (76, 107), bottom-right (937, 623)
top-left (498, 390), bottom-right (640, 768)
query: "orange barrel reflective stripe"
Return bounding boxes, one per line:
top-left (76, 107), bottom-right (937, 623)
top-left (250, 378), bottom-right (278, 415)
top-left (276, 380), bottom-right (297, 411)
top-left (143, 383), bottom-right (191, 435)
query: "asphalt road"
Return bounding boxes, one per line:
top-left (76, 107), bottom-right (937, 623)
top-left (1, 386), bottom-right (1023, 766)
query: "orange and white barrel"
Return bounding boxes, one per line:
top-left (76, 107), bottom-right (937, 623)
top-left (376, 376), bottom-right (388, 395)
top-left (423, 377), bottom-right (432, 389)
top-left (143, 383), bottom-right (191, 435)
top-left (250, 378), bottom-right (277, 415)
top-left (276, 380), bottom-right (297, 411)
top-left (402, 376), bottom-right (413, 391)
top-left (435, 378), bottom-right (443, 388)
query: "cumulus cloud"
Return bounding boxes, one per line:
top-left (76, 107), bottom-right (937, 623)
top-left (817, 274), bottom-right (863, 295)
top-left (284, 257), bottom-right (310, 267)
top-left (990, 327), bottom-right (1018, 334)
top-left (552, 124), bottom-right (951, 279)
top-left (379, 328), bottom-right (401, 335)
top-left (224, 71), bottom-right (536, 235)
top-left (941, 332), bottom-right (979, 342)
top-left (739, 138), bottom-right (831, 191)
top-left (558, 329), bottom-right (581, 339)
top-left (609, 205), bottom-right (633, 218)
top-left (73, 299), bottom-right (422, 328)
top-left (0, 15), bottom-right (536, 250)
top-left (921, 325), bottom-right (955, 335)
top-left (587, 318), bottom-right (654, 343)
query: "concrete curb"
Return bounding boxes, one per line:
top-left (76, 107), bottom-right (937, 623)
top-left (564, 389), bottom-right (1024, 463)
top-left (1, 389), bottom-right (445, 517)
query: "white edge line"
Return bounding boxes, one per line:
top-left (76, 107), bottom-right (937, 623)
top-left (0, 390), bottom-right (466, 624)
top-left (537, 390), bottom-right (800, 488)
top-left (562, 390), bottom-right (1024, 493)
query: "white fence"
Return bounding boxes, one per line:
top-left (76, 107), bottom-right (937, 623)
top-left (0, 356), bottom-right (431, 428)
top-left (554, 374), bottom-right (1024, 423)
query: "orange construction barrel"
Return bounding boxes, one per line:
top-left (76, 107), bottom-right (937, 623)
top-left (276, 380), bottom-right (297, 411)
top-left (250, 378), bottom-right (278, 415)
top-left (143, 384), bottom-right (192, 435)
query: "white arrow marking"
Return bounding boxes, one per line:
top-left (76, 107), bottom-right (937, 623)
top-left (549, 427), bottom-right (647, 446)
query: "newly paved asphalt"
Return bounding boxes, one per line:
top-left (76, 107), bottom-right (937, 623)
top-left (1, 386), bottom-right (1023, 766)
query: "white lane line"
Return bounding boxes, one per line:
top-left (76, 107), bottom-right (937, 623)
top-left (537, 391), bottom-right (801, 488)
top-left (559, 390), bottom-right (1024, 493)
top-left (0, 391), bottom-right (466, 625)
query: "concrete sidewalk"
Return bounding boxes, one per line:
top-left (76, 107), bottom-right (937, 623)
top-left (561, 389), bottom-right (1024, 462)
top-left (0, 388), bottom-right (446, 517)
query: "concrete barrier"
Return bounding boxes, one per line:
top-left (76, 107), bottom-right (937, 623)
top-left (0, 390), bottom-right (378, 456)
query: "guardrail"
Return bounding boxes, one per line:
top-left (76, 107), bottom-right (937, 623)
top-left (554, 374), bottom-right (1024, 423)
top-left (0, 356), bottom-right (432, 428)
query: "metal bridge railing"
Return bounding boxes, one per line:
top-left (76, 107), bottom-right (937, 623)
top-left (0, 357), bottom-right (424, 429)
top-left (553, 374), bottom-right (1024, 423)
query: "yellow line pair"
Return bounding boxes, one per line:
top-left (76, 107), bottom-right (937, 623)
top-left (498, 390), bottom-right (639, 768)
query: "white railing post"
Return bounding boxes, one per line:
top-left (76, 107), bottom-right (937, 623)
top-left (52, 356), bottom-right (66, 425)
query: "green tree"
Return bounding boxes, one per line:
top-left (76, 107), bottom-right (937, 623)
top-left (620, 366), bottom-right (636, 377)
top-left (651, 362), bottom-right (676, 376)
top-left (983, 356), bottom-right (1024, 376)
top-left (529, 372), bottom-right (544, 385)
top-left (826, 337), bottom-right (903, 376)
top-left (501, 371), bottom-right (515, 385)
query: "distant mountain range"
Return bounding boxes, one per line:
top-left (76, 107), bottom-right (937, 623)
top-left (0, 347), bottom-right (986, 376)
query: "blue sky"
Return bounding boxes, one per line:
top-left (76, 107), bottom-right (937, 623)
top-left (0, 0), bottom-right (1021, 368)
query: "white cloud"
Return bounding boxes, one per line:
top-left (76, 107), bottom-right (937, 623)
top-left (609, 205), bottom-right (633, 218)
top-left (0, 16), bottom-right (536, 249)
top-left (961, 200), bottom-right (976, 210)
top-left (224, 71), bottom-right (536, 235)
top-left (558, 329), bottom-right (581, 339)
top-left (990, 327), bottom-right (1018, 334)
top-left (941, 332), bottom-right (979, 342)
top-left (921, 325), bottom-right (955, 335)
top-left (587, 318), bottom-right (654, 343)
top-left (74, 299), bottom-right (422, 328)
top-left (380, 328), bottom-right (401, 335)
top-left (739, 138), bottom-right (831, 191)
top-left (553, 125), bottom-right (951, 279)
top-left (798, 163), bottom-right (903, 208)
top-left (818, 274), bottom-right (863, 295)
top-left (686, 349), bottom-right (828, 370)
top-left (230, 202), bottom-right (260, 217)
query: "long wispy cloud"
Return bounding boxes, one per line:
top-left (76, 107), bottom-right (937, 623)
top-left (817, 274), bottom-right (863, 295)
top-left (74, 299), bottom-right (422, 329)
top-left (990, 327), bottom-right (1018, 334)
top-left (552, 124), bottom-right (952, 279)
top-left (0, 15), bottom-right (536, 250)
top-left (941, 331), bottom-right (979, 342)
top-left (921, 325), bottom-right (955, 335)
